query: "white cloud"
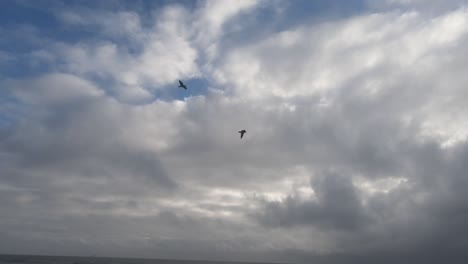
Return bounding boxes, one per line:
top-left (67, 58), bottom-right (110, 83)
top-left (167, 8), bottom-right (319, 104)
top-left (53, 1), bottom-right (264, 103)
top-left (6, 73), bottom-right (104, 105)
top-left (214, 8), bottom-right (468, 100)
top-left (193, 0), bottom-right (261, 59)
top-left (55, 6), bottom-right (199, 102)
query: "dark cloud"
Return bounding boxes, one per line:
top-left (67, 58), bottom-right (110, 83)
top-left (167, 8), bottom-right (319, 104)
top-left (255, 170), bottom-right (371, 230)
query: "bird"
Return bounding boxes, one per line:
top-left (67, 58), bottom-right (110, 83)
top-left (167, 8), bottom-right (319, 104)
top-left (238, 129), bottom-right (246, 139)
top-left (178, 80), bottom-right (187, 90)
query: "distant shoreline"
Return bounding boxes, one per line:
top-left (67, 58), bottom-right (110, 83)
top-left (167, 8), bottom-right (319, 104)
top-left (0, 254), bottom-right (290, 264)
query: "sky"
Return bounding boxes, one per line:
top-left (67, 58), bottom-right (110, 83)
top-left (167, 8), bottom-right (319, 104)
top-left (1, 0), bottom-right (468, 263)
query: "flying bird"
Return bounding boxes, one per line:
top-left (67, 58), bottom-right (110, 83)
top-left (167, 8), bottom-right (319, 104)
top-left (238, 129), bottom-right (246, 139)
top-left (178, 80), bottom-right (187, 90)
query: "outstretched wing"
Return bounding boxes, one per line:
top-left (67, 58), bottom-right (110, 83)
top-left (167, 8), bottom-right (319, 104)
top-left (239, 130), bottom-right (246, 138)
top-left (179, 80), bottom-right (184, 86)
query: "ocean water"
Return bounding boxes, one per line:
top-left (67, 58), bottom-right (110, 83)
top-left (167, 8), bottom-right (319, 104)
top-left (0, 255), bottom-right (270, 264)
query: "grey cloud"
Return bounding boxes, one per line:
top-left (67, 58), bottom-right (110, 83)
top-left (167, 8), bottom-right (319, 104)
top-left (1, 74), bottom-right (177, 212)
top-left (254, 170), bottom-right (371, 230)
top-left (252, 135), bottom-right (468, 262)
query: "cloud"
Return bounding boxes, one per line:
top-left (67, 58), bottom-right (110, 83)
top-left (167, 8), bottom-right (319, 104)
top-left (53, 7), bottom-right (198, 102)
top-left (192, 0), bottom-right (262, 59)
top-left (203, 4), bottom-right (468, 260)
top-left (1, 73), bottom-right (179, 195)
top-left (2, 1), bottom-right (468, 263)
top-left (50, 1), bottom-right (264, 103)
top-left (255, 170), bottom-right (371, 230)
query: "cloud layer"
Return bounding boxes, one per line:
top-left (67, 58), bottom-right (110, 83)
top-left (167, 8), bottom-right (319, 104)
top-left (1, 1), bottom-right (468, 263)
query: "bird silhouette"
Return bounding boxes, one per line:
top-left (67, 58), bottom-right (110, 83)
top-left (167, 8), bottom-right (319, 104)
top-left (238, 130), bottom-right (246, 139)
top-left (178, 80), bottom-right (187, 90)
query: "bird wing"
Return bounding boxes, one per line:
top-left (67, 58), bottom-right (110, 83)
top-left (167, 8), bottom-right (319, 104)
top-left (179, 80), bottom-right (183, 86)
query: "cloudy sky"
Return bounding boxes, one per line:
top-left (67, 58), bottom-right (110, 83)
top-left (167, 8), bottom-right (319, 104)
top-left (1, 0), bottom-right (468, 263)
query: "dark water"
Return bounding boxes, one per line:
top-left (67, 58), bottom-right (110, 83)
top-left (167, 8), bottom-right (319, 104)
top-left (0, 255), bottom-right (273, 264)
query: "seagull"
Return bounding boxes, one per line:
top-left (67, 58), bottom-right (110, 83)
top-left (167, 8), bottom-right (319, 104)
top-left (178, 80), bottom-right (187, 90)
top-left (238, 129), bottom-right (246, 139)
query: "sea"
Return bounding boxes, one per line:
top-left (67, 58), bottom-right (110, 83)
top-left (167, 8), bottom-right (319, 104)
top-left (0, 255), bottom-right (275, 264)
